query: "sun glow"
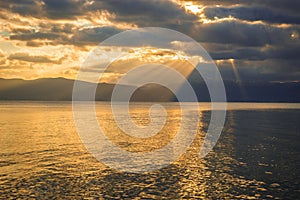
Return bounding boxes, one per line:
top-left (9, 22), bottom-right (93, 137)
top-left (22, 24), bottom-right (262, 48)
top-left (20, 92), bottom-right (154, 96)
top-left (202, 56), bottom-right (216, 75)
top-left (185, 4), bottom-right (202, 15)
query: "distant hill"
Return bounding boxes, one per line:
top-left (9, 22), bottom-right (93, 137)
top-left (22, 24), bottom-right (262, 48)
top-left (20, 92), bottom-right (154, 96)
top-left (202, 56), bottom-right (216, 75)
top-left (0, 78), bottom-right (175, 102)
top-left (0, 78), bottom-right (299, 102)
top-left (190, 80), bottom-right (300, 102)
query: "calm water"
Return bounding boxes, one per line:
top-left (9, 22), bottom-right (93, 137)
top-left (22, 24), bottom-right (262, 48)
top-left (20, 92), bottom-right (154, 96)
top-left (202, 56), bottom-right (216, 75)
top-left (0, 102), bottom-right (299, 199)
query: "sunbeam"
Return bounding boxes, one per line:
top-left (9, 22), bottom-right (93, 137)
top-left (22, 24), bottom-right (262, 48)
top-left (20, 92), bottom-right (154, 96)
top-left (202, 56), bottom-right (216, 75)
top-left (229, 58), bottom-right (247, 99)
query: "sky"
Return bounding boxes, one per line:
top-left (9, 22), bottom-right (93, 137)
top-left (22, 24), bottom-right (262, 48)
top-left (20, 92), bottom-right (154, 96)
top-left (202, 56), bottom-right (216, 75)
top-left (0, 0), bottom-right (299, 83)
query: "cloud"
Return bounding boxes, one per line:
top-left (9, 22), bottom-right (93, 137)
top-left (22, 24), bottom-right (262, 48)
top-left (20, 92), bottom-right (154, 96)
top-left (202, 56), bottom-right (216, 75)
top-left (217, 59), bottom-right (300, 82)
top-left (192, 21), bottom-right (295, 47)
top-left (211, 48), bottom-right (266, 60)
top-left (71, 26), bottom-right (123, 45)
top-left (204, 6), bottom-right (300, 24)
top-left (0, 49), bottom-right (4, 57)
top-left (43, 0), bottom-right (84, 19)
top-left (96, 0), bottom-right (196, 26)
top-left (10, 32), bottom-right (67, 41)
top-left (1, 0), bottom-right (299, 83)
top-left (179, 0), bottom-right (240, 6)
top-left (181, 0), bottom-right (300, 15)
top-left (0, 0), bottom-right (45, 18)
top-left (26, 40), bottom-right (46, 47)
top-left (210, 44), bottom-right (300, 61)
top-left (247, 0), bottom-right (300, 14)
top-left (1, 0), bottom-right (196, 25)
top-left (8, 52), bottom-right (65, 64)
top-left (0, 0), bottom-right (85, 19)
top-left (12, 0), bottom-right (292, 48)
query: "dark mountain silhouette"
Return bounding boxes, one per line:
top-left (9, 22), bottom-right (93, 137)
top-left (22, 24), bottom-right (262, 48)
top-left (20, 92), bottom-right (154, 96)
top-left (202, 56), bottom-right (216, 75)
top-left (0, 78), bottom-right (174, 102)
top-left (0, 78), bottom-right (299, 102)
top-left (189, 80), bottom-right (300, 102)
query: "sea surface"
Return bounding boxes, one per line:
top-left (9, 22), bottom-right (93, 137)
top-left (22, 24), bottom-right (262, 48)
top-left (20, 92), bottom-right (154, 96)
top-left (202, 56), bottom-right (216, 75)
top-left (0, 102), bottom-right (299, 199)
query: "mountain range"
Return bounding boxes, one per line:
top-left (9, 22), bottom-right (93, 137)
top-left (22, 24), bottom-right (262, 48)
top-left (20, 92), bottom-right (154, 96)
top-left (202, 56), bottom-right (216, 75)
top-left (0, 78), bottom-right (299, 102)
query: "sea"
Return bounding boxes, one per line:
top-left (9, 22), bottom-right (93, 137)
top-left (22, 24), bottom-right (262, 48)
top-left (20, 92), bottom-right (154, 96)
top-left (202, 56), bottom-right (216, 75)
top-left (0, 102), bottom-right (299, 199)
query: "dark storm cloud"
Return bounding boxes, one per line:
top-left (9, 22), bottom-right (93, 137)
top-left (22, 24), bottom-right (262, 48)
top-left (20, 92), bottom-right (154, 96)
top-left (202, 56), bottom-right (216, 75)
top-left (210, 48), bottom-right (266, 61)
top-left (1, 0), bottom-right (196, 23)
top-left (266, 45), bottom-right (300, 60)
top-left (204, 6), bottom-right (300, 24)
top-left (11, 2), bottom-right (44, 16)
top-left (92, 0), bottom-right (197, 26)
top-left (0, 0), bottom-right (44, 17)
top-left (248, 0), bottom-right (300, 14)
top-left (210, 44), bottom-right (300, 61)
top-left (0, 0), bottom-right (86, 19)
top-left (71, 26), bottom-right (123, 45)
top-left (193, 21), bottom-right (295, 47)
top-left (43, 0), bottom-right (84, 19)
top-left (94, 0), bottom-right (180, 17)
top-left (1, 0), bottom-right (197, 41)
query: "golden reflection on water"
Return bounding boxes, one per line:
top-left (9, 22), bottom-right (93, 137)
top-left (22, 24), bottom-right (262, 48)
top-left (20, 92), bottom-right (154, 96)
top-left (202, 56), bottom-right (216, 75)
top-left (97, 103), bottom-right (184, 152)
top-left (0, 102), bottom-right (299, 199)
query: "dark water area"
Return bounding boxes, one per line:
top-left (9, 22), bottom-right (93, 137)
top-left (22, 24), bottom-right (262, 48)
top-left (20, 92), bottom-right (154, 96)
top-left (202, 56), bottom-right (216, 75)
top-left (0, 102), bottom-right (299, 199)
